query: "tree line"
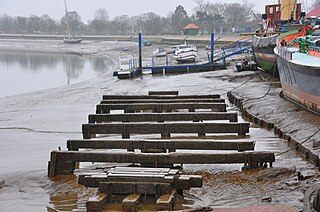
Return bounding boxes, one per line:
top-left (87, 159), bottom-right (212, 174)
top-left (0, 0), bottom-right (257, 35)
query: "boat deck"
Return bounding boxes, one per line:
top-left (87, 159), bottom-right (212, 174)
top-left (287, 47), bottom-right (320, 67)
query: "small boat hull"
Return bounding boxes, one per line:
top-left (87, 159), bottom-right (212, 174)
top-left (173, 51), bottom-right (197, 63)
top-left (63, 37), bottom-right (82, 44)
top-left (252, 34), bottom-right (278, 75)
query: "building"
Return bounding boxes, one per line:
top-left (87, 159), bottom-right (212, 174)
top-left (184, 23), bottom-right (200, 36)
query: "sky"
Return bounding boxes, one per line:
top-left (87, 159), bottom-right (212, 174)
top-left (0, 0), bottom-right (315, 23)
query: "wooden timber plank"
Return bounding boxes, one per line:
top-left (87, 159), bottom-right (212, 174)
top-left (148, 91), bottom-right (179, 95)
top-left (48, 151), bottom-right (275, 177)
top-left (100, 98), bottom-right (225, 104)
top-left (99, 181), bottom-right (172, 195)
top-left (102, 94), bottom-right (220, 100)
top-left (88, 112), bottom-right (237, 123)
top-left (96, 103), bottom-right (226, 114)
top-left (78, 174), bottom-right (202, 190)
top-left (51, 151), bottom-right (275, 164)
top-left (67, 139), bottom-right (255, 152)
top-left (81, 122), bottom-right (249, 139)
top-left (122, 194), bottom-right (141, 212)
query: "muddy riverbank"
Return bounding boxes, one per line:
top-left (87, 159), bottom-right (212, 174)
top-left (227, 74), bottom-right (320, 167)
top-left (0, 38), bottom-right (319, 211)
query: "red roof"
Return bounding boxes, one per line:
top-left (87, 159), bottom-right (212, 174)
top-left (184, 23), bottom-right (199, 29)
top-left (306, 5), bottom-right (320, 17)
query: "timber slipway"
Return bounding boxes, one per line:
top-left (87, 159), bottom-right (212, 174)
top-left (47, 89), bottom-right (280, 211)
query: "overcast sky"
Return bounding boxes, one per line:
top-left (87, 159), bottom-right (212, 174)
top-left (0, 0), bottom-right (315, 23)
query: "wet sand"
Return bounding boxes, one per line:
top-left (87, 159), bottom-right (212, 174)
top-left (0, 38), bottom-right (319, 211)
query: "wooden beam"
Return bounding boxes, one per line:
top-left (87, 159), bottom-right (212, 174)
top-left (99, 181), bottom-right (172, 195)
top-left (48, 151), bottom-right (275, 177)
top-left (100, 98), bottom-right (225, 104)
top-left (67, 139), bottom-right (255, 152)
top-left (96, 103), bottom-right (226, 114)
top-left (88, 112), bottom-right (237, 123)
top-left (148, 91), bottom-right (179, 95)
top-left (82, 122), bottom-right (249, 139)
top-left (78, 173), bottom-right (202, 190)
top-left (102, 94), bottom-right (220, 100)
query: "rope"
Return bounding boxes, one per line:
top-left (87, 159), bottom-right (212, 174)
top-left (275, 128), bottom-right (320, 157)
top-left (241, 60), bottom-right (277, 104)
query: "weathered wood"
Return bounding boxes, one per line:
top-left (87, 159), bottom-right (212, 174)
top-left (102, 94), bottom-right (220, 100)
top-left (67, 139), bottom-right (255, 152)
top-left (48, 151), bottom-right (275, 177)
top-left (78, 174), bottom-right (202, 190)
top-left (122, 194), bottom-right (141, 212)
top-left (82, 122), bottom-right (249, 139)
top-left (96, 103), bottom-right (226, 114)
top-left (148, 91), bottom-right (179, 95)
top-left (100, 98), bottom-right (225, 104)
top-left (99, 181), bottom-right (172, 195)
top-left (88, 112), bottom-right (237, 123)
top-left (86, 193), bottom-right (108, 212)
top-left (156, 192), bottom-right (176, 211)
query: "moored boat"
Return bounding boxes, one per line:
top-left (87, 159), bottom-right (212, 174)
top-left (153, 47), bottom-right (167, 57)
top-left (252, 0), bottom-right (304, 75)
top-left (172, 43), bottom-right (197, 63)
top-left (63, 0), bottom-right (82, 44)
top-left (63, 35), bottom-right (82, 44)
top-left (274, 24), bottom-right (320, 114)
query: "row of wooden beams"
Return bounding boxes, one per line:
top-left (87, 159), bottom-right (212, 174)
top-left (100, 98), bottom-right (225, 104)
top-left (48, 151), bottom-right (275, 177)
top-left (102, 94), bottom-right (220, 100)
top-left (82, 122), bottom-right (250, 139)
top-left (67, 139), bottom-right (255, 152)
top-left (96, 103), bottom-right (227, 114)
top-left (88, 112), bottom-right (237, 123)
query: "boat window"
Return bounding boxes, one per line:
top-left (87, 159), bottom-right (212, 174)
top-left (270, 7), bottom-right (274, 15)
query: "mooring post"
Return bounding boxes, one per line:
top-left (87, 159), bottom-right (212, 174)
top-left (210, 32), bottom-right (214, 64)
top-left (138, 32), bottom-right (142, 76)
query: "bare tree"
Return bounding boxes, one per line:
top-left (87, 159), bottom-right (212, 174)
top-left (94, 9), bottom-right (109, 22)
top-left (112, 15), bottom-right (131, 35)
top-left (89, 9), bottom-right (109, 34)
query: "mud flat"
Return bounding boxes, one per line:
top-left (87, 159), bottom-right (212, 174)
top-left (227, 73), bottom-right (320, 166)
top-left (0, 37), bottom-right (319, 211)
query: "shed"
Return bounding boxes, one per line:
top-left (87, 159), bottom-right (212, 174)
top-left (184, 23), bottom-right (200, 36)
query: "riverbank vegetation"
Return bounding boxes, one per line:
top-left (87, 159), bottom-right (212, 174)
top-left (0, 0), bottom-right (257, 35)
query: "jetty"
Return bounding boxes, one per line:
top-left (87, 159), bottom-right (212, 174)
top-left (113, 33), bottom-right (252, 79)
top-left (47, 91), bottom-right (275, 211)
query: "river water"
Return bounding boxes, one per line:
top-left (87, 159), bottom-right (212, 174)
top-left (0, 51), bottom-right (114, 98)
top-left (0, 48), bottom-right (318, 212)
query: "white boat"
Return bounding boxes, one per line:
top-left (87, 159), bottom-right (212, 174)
top-left (63, 35), bottom-right (82, 44)
top-left (63, 0), bottom-right (82, 44)
top-left (153, 47), bottom-right (167, 57)
top-left (172, 43), bottom-right (197, 63)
